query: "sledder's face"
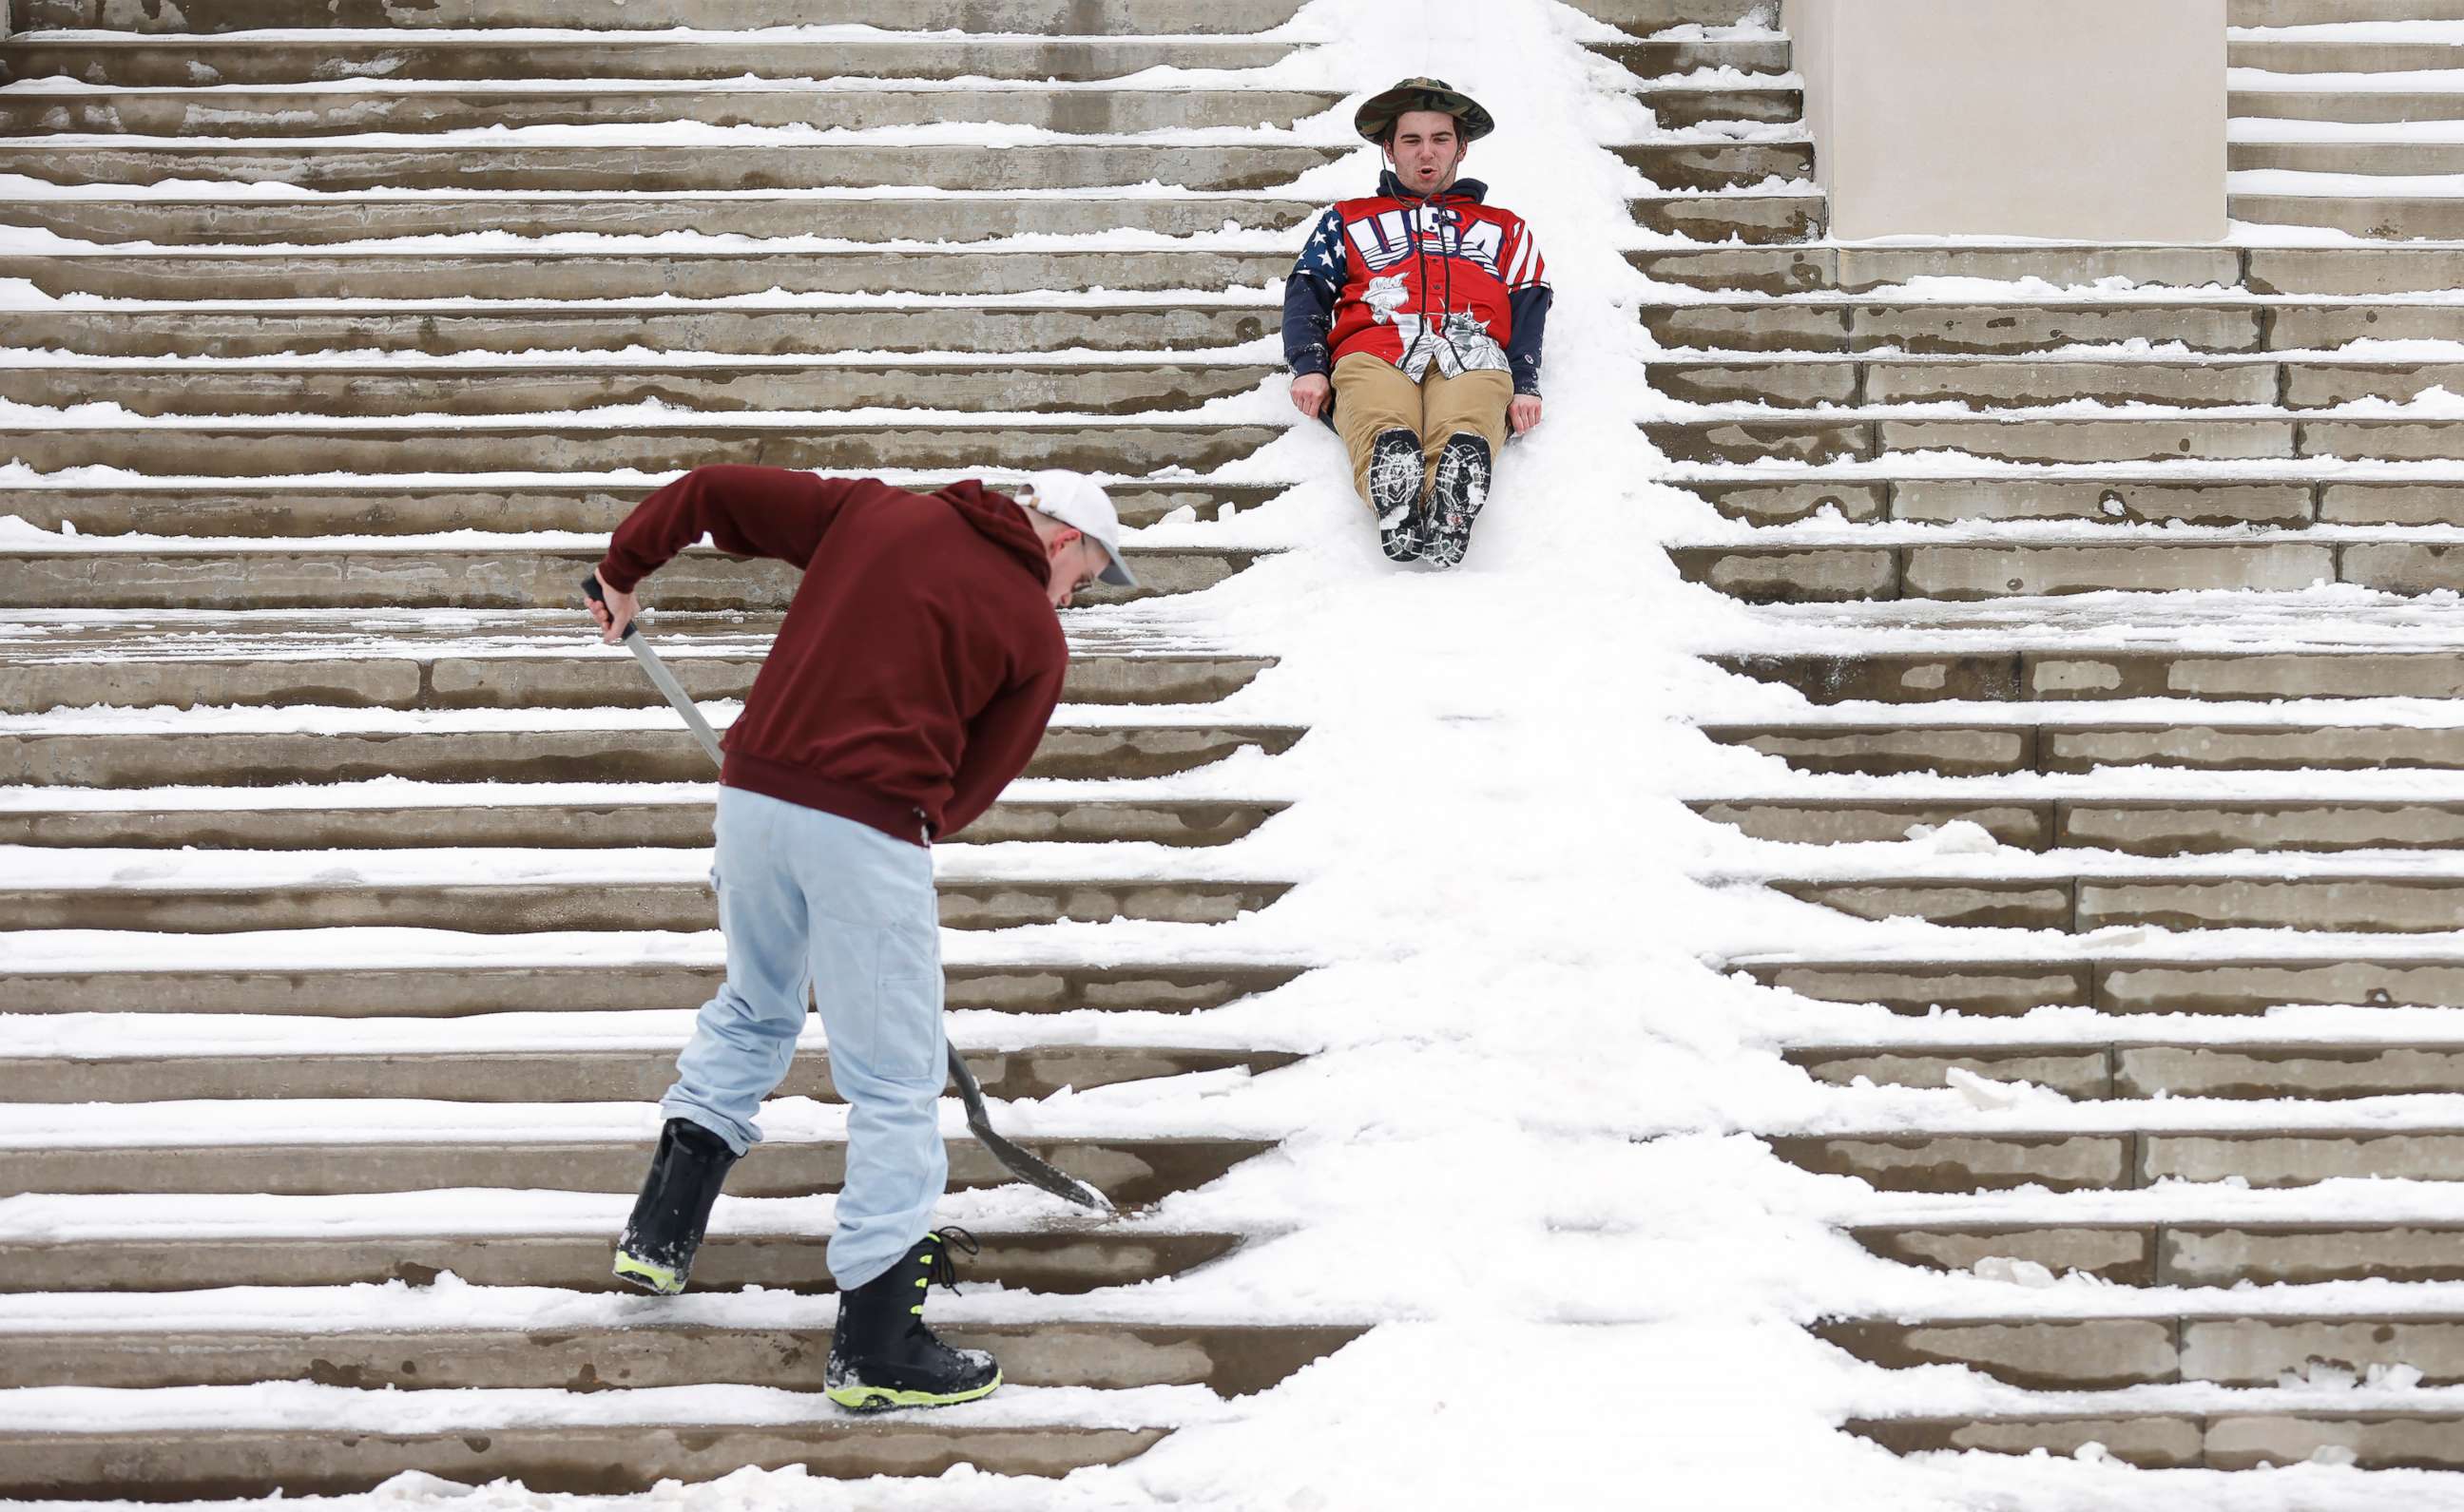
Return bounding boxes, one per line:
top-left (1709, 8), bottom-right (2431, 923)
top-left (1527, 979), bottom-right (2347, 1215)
top-left (1043, 530), bottom-right (1107, 610)
top-left (1386, 110), bottom-right (1467, 196)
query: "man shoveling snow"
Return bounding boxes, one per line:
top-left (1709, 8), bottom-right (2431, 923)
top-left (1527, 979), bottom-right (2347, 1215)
top-left (583, 463), bottom-right (1133, 1412)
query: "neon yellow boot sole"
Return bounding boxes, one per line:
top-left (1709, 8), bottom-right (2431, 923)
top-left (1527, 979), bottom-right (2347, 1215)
top-left (825, 1369), bottom-right (1003, 1413)
top-left (610, 1250), bottom-right (683, 1295)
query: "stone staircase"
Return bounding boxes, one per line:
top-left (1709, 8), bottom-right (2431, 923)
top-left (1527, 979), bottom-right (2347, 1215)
top-left (1639, 0), bottom-right (2464, 1477)
top-left (0, 0), bottom-right (1361, 1496)
top-left (2231, 0), bottom-right (2464, 237)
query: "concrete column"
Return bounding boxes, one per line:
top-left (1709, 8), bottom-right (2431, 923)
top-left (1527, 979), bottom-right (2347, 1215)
top-left (1781, 0), bottom-right (2227, 242)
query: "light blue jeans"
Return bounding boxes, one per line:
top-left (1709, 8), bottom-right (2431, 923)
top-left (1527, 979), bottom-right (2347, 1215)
top-left (664, 785), bottom-right (947, 1291)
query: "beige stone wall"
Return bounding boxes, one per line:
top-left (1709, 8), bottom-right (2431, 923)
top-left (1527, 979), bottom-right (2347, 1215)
top-left (1781, 0), bottom-right (2227, 242)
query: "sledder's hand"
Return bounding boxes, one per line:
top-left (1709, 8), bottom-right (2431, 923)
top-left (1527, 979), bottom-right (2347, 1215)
top-left (1290, 373), bottom-right (1331, 420)
top-left (587, 570), bottom-right (640, 644)
top-left (1510, 394), bottom-right (1543, 435)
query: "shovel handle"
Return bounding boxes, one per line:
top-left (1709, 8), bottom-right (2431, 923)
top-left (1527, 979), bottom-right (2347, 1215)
top-left (581, 572), bottom-right (639, 641)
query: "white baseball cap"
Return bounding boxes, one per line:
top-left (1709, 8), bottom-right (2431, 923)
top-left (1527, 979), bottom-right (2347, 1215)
top-left (1014, 469), bottom-right (1137, 589)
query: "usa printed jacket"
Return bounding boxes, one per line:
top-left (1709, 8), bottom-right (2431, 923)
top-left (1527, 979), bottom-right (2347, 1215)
top-left (1281, 169), bottom-right (1551, 397)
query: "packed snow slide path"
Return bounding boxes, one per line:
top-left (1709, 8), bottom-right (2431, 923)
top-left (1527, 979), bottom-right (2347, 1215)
top-left (0, 0), bottom-right (1360, 1496)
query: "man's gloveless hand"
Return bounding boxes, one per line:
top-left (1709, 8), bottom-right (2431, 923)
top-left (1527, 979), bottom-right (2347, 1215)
top-left (1290, 373), bottom-right (1332, 420)
top-left (588, 572), bottom-right (641, 644)
top-left (1510, 394), bottom-right (1543, 434)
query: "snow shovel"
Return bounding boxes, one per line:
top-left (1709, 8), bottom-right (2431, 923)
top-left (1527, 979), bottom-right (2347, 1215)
top-left (583, 573), bottom-right (1113, 1213)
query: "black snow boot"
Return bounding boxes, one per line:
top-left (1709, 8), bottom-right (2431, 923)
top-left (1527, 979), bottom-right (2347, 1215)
top-left (825, 1228), bottom-right (1002, 1412)
top-left (1421, 432), bottom-right (1493, 569)
top-left (611, 1117), bottom-right (739, 1295)
top-left (1367, 427), bottom-right (1427, 563)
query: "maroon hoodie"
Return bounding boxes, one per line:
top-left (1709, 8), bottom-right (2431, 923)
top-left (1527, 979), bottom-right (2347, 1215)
top-left (599, 465), bottom-right (1068, 844)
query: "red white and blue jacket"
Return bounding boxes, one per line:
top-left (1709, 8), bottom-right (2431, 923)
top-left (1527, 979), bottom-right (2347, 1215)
top-left (1282, 169), bottom-right (1551, 396)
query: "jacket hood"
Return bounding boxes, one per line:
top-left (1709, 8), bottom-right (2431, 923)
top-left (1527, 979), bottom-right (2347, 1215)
top-left (1376, 168), bottom-right (1490, 204)
top-left (934, 480), bottom-right (1051, 586)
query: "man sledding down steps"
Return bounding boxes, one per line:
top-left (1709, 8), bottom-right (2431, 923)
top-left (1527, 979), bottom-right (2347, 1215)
top-left (1284, 78), bottom-right (1552, 568)
top-left (585, 463), bottom-right (1135, 1412)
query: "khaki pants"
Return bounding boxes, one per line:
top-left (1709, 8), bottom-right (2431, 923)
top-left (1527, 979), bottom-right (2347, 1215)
top-left (1331, 352), bottom-right (1512, 515)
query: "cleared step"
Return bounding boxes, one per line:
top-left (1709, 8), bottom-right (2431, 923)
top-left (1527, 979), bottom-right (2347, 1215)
top-left (1737, 955), bottom-right (2464, 1017)
top-left (1632, 244), bottom-right (2244, 297)
top-left (0, 359), bottom-right (1280, 420)
top-left (0, 1043), bottom-right (1303, 1104)
top-left (1695, 797), bottom-right (2464, 854)
top-left (1672, 541), bottom-right (2346, 603)
top-left (0, 482), bottom-right (1285, 536)
top-left (1855, 1219), bottom-right (2464, 1286)
top-left (1, 798), bottom-right (1288, 851)
top-left (2, 960), bottom-right (1310, 1018)
top-left (1775, 1128), bottom-right (2464, 1191)
top-left (1715, 650), bottom-right (2464, 704)
top-left (0, 542), bottom-right (1264, 609)
top-left (1571, 0), bottom-right (1770, 27)
top-left (2229, 40), bottom-right (2464, 74)
top-left (0, 1134), bottom-right (1277, 1203)
top-left (1590, 39), bottom-right (1794, 76)
top-left (2234, 194), bottom-right (2464, 240)
top-left (0, 1221), bottom-right (1245, 1294)
top-left (1794, 1041), bottom-right (2464, 1101)
top-left (14, 0), bottom-right (1306, 27)
top-left (0, 1416), bottom-right (1166, 1498)
top-left (0, 644), bottom-right (1276, 713)
top-left (1687, 474), bottom-right (2464, 528)
top-left (0, 36), bottom-right (1295, 87)
top-left (1704, 720), bottom-right (2464, 775)
top-left (2233, 141), bottom-right (2464, 177)
top-left (0, 304), bottom-right (1282, 360)
top-left (0, 721), bottom-right (1308, 787)
top-left (0, 251), bottom-right (1296, 302)
top-left (2234, 88), bottom-right (2464, 124)
top-left (1647, 354), bottom-right (2285, 410)
top-left (2232, 0), bottom-right (2464, 20)
top-left (1848, 1410), bottom-right (2464, 1470)
top-left (0, 421), bottom-right (1287, 478)
top-left (1646, 414), bottom-right (2464, 468)
top-left (0, 876), bottom-right (1298, 933)
top-left (0, 143), bottom-right (1348, 194)
top-left (0, 1319), bottom-right (1363, 1397)
top-left (1608, 141), bottom-right (1814, 192)
top-left (0, 85), bottom-right (1341, 137)
top-left (1631, 84), bottom-right (1804, 129)
top-left (1640, 299), bottom-right (2273, 354)
top-left (1628, 193), bottom-right (1827, 246)
top-left (0, 194), bottom-right (1318, 246)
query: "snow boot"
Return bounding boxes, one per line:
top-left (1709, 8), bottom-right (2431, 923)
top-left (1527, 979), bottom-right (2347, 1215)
top-left (1421, 432), bottom-right (1492, 569)
top-left (611, 1117), bottom-right (739, 1296)
top-left (1367, 427), bottom-right (1426, 563)
top-left (824, 1228), bottom-right (1002, 1412)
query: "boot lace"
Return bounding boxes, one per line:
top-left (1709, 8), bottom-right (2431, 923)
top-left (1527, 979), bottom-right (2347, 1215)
top-left (921, 1226), bottom-right (980, 1299)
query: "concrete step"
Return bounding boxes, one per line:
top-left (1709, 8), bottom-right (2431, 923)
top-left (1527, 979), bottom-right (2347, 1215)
top-left (1672, 540), bottom-right (2371, 603)
top-left (1849, 1409), bottom-right (2464, 1470)
top-left (0, 797), bottom-right (1288, 851)
top-left (0, 1219), bottom-right (1243, 1294)
top-left (0, 35), bottom-right (1296, 87)
top-left (1646, 413), bottom-right (2464, 469)
top-left (0, 85), bottom-right (1340, 137)
top-left (0, 251), bottom-right (1298, 303)
top-left (1774, 872), bottom-right (2464, 934)
top-left (0, 1413), bottom-right (1167, 1496)
top-left (1856, 1218), bottom-right (2464, 1286)
top-left (0, 357), bottom-right (1280, 419)
top-left (1654, 353), bottom-right (2464, 409)
top-left (1631, 83), bottom-right (1804, 129)
top-left (1774, 1127), bottom-right (2464, 1192)
top-left (2234, 0), bottom-right (2464, 21)
top-left (0, 143), bottom-right (1348, 194)
top-left (0, 482), bottom-right (1282, 536)
top-left (3, 960), bottom-right (1306, 1019)
top-left (2229, 40), bottom-right (2464, 74)
top-left (0, 875), bottom-right (1296, 934)
top-left (1639, 297), bottom-right (2464, 354)
top-left (1608, 141), bottom-right (1813, 192)
top-left (2234, 88), bottom-right (2464, 124)
top-left (2233, 141), bottom-right (2464, 177)
top-left (1821, 1312), bottom-right (2464, 1389)
top-left (0, 720), bottom-right (1307, 787)
top-left (1714, 649), bottom-right (2464, 705)
top-left (1628, 192), bottom-right (1827, 245)
top-left (1791, 1040), bottom-right (2464, 1101)
top-left (0, 302), bottom-right (1281, 359)
top-left (0, 625), bottom-right (1274, 710)
top-left (1590, 38), bottom-right (1793, 77)
top-left (2233, 193), bottom-right (2464, 240)
top-left (17, 0), bottom-right (1309, 27)
top-left (1690, 473), bottom-right (2464, 528)
top-left (0, 420), bottom-right (1286, 478)
top-left (0, 1043), bottom-right (1300, 1104)
top-left (0, 1132), bottom-right (1275, 1203)
top-left (0, 542), bottom-right (1261, 610)
top-left (0, 194), bottom-right (1318, 246)
top-left (1696, 797), bottom-right (2464, 854)
top-left (0, 1317), bottom-right (1362, 1397)
top-left (1737, 955), bottom-right (2464, 1017)
top-left (1704, 719), bottom-right (2464, 776)
top-left (1634, 244), bottom-right (2266, 297)
top-left (1575, 0), bottom-right (1769, 29)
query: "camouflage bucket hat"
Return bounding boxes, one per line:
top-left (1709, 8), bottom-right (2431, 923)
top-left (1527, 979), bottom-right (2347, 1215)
top-left (1354, 76), bottom-right (1496, 144)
